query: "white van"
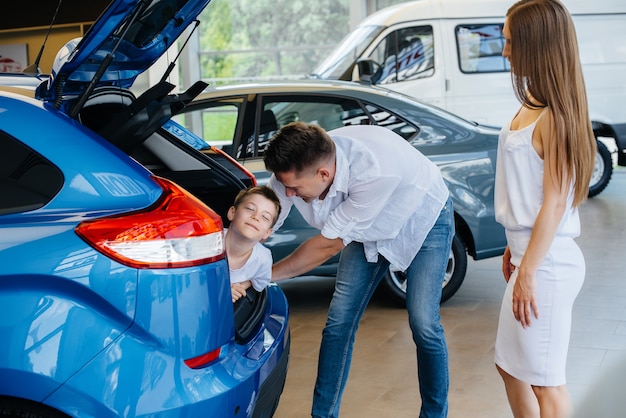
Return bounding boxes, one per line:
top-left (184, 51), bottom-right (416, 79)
top-left (312, 0), bottom-right (626, 197)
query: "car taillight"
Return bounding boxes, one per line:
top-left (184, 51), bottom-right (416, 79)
top-left (184, 347), bottom-right (222, 369)
top-left (76, 176), bottom-right (225, 269)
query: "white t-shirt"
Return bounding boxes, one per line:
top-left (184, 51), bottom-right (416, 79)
top-left (270, 125), bottom-right (449, 271)
top-left (225, 229), bottom-right (273, 292)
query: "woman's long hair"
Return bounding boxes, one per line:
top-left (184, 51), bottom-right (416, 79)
top-left (507, 0), bottom-right (595, 206)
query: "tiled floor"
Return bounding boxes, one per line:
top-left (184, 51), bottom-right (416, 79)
top-left (273, 168), bottom-right (626, 418)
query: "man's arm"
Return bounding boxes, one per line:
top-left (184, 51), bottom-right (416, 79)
top-left (272, 234), bottom-right (345, 281)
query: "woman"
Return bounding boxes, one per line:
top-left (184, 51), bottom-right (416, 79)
top-left (494, 0), bottom-right (596, 417)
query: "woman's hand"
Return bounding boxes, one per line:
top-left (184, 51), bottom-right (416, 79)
top-left (502, 246), bottom-right (515, 282)
top-left (512, 268), bottom-right (539, 328)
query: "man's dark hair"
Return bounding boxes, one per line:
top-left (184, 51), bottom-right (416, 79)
top-left (264, 122), bottom-right (335, 174)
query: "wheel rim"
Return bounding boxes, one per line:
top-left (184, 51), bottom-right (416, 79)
top-left (590, 150), bottom-right (605, 187)
top-left (388, 249), bottom-right (455, 294)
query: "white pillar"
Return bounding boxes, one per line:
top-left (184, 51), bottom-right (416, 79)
top-left (350, 0), bottom-right (379, 28)
top-left (179, 24), bottom-right (201, 91)
top-left (349, 0), bottom-right (367, 28)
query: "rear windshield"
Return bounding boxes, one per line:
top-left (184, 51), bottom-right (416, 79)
top-left (0, 132), bottom-right (63, 215)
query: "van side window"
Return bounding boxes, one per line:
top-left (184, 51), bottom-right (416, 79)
top-left (456, 24), bottom-right (510, 73)
top-left (368, 26), bottom-right (434, 84)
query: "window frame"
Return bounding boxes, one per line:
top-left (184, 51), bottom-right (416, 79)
top-left (454, 23), bottom-right (510, 74)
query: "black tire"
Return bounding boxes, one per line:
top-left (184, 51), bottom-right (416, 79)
top-left (588, 139), bottom-right (613, 198)
top-left (381, 234), bottom-right (468, 306)
top-left (0, 397), bottom-right (69, 418)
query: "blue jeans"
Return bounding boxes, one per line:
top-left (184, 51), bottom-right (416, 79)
top-left (311, 199), bottom-right (454, 418)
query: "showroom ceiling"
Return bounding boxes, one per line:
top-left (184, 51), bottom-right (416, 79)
top-left (1, 0), bottom-right (111, 30)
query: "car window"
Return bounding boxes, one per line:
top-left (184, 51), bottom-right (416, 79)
top-left (255, 97), bottom-right (364, 158)
top-left (180, 93), bottom-right (423, 165)
top-left (253, 95), bottom-right (419, 158)
top-left (455, 24), bottom-right (510, 73)
top-left (364, 103), bottom-right (418, 140)
top-left (0, 132), bottom-right (63, 215)
top-left (367, 25), bottom-right (434, 84)
top-left (173, 101), bottom-right (242, 155)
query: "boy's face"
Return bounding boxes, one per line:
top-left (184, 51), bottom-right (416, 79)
top-left (227, 193), bottom-right (277, 241)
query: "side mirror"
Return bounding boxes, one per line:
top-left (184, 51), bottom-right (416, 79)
top-left (356, 58), bottom-right (378, 85)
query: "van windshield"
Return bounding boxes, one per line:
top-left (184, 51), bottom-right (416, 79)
top-left (311, 25), bottom-right (384, 80)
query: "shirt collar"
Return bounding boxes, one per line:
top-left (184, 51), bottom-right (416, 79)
top-left (324, 142), bottom-right (349, 200)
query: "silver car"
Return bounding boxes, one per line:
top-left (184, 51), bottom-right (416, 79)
top-left (173, 79), bottom-right (507, 304)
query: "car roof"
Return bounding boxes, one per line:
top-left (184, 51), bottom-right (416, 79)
top-left (195, 79), bottom-right (479, 125)
top-left (358, 0), bottom-right (626, 27)
top-left (199, 79), bottom-right (421, 102)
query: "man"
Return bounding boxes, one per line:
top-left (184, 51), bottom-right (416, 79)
top-left (264, 122), bottom-right (454, 418)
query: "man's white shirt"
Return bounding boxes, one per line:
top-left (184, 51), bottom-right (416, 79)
top-left (270, 125), bottom-right (449, 271)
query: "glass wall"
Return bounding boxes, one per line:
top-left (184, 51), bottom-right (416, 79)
top-left (196, 0), bottom-right (409, 85)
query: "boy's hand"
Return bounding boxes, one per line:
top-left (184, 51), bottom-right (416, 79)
top-left (231, 283), bottom-right (247, 302)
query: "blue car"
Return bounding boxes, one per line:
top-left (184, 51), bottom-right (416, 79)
top-left (0, 1), bottom-right (289, 417)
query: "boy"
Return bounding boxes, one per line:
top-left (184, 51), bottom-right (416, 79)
top-left (225, 186), bottom-right (281, 302)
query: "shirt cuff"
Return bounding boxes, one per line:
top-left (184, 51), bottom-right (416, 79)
top-left (321, 217), bottom-right (358, 244)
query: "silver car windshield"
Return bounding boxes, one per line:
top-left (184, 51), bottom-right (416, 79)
top-left (312, 25), bottom-right (384, 79)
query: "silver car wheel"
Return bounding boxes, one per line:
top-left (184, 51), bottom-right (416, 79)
top-left (382, 234), bottom-right (467, 305)
top-left (387, 249), bottom-right (454, 293)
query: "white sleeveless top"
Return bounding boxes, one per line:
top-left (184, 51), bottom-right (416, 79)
top-left (494, 109), bottom-right (580, 238)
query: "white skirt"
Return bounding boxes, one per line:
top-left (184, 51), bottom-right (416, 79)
top-left (494, 232), bottom-right (585, 386)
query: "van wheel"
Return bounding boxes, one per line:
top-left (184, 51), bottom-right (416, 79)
top-left (381, 235), bottom-right (468, 306)
top-left (589, 139), bottom-right (612, 198)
